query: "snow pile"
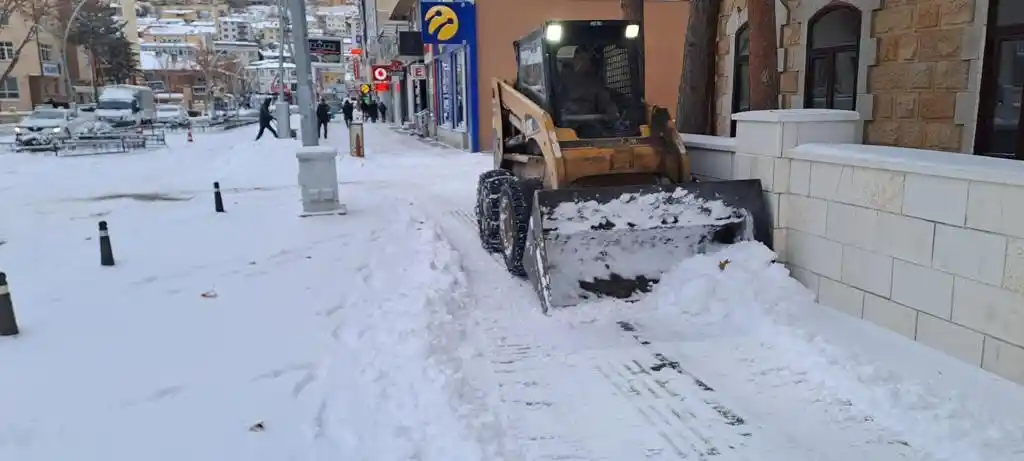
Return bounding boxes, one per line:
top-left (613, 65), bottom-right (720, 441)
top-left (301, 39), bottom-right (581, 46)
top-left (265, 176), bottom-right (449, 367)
top-left (319, 215), bottom-right (500, 460)
top-left (548, 188), bottom-right (745, 234)
top-left (644, 242), bottom-right (1024, 460)
top-left (536, 188), bottom-right (753, 308)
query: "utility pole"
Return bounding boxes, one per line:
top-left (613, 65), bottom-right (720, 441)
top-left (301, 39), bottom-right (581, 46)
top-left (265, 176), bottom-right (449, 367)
top-left (287, 0), bottom-right (317, 146)
top-left (275, 0), bottom-right (291, 137)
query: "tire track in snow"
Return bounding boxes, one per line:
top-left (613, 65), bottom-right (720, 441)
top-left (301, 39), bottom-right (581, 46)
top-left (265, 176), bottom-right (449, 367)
top-left (407, 192), bottom-right (759, 459)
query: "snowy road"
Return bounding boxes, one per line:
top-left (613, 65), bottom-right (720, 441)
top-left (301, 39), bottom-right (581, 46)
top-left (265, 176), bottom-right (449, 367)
top-left (1, 124), bottom-right (1023, 461)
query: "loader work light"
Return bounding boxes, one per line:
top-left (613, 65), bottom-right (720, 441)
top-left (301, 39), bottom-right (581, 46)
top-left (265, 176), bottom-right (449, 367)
top-left (625, 24), bottom-right (639, 38)
top-left (545, 23), bottom-right (563, 42)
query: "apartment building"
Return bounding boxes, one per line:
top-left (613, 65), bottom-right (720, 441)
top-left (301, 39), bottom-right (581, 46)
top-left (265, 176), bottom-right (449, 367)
top-left (0, 7), bottom-right (91, 111)
top-left (217, 17), bottom-right (255, 41)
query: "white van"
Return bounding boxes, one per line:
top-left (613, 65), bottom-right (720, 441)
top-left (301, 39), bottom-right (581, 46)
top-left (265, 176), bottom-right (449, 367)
top-left (95, 85), bottom-right (156, 127)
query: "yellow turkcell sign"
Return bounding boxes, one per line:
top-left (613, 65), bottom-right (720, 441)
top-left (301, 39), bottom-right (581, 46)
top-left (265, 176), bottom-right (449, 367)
top-left (424, 5), bottom-right (458, 41)
top-left (360, 84), bottom-right (370, 94)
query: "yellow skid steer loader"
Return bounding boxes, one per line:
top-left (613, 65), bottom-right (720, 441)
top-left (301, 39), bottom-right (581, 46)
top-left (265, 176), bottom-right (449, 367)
top-left (475, 20), bottom-right (771, 312)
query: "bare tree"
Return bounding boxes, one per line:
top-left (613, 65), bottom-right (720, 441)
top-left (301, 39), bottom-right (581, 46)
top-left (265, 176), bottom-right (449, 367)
top-left (192, 44), bottom-right (241, 113)
top-left (747, 0), bottom-right (779, 110)
top-left (676, 0), bottom-right (720, 134)
top-left (0, 0), bottom-right (59, 85)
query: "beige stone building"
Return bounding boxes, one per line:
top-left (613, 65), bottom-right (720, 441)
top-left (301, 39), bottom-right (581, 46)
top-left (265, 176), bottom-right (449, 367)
top-left (0, 8), bottom-right (93, 112)
top-left (714, 0), bottom-right (1024, 159)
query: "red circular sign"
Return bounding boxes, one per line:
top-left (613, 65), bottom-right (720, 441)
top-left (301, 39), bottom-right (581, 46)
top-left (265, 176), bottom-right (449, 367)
top-left (372, 67), bottom-right (389, 81)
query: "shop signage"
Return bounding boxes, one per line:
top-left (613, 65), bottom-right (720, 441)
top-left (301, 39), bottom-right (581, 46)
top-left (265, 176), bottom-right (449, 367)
top-left (409, 64), bottom-right (426, 80)
top-left (374, 83), bottom-right (389, 92)
top-left (360, 83), bottom-right (371, 94)
top-left (372, 66), bottom-right (390, 82)
top-left (41, 62), bottom-right (60, 77)
top-left (420, 1), bottom-right (476, 45)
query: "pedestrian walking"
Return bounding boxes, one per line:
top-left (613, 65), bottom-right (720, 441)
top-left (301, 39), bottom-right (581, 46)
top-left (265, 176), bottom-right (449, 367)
top-left (368, 100), bottom-right (378, 123)
top-left (379, 101), bottom-right (387, 123)
top-left (342, 99), bottom-right (354, 127)
top-left (316, 98), bottom-right (331, 139)
top-left (255, 98), bottom-right (278, 140)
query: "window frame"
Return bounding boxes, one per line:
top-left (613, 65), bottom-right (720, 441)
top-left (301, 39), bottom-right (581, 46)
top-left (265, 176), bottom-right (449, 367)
top-left (803, 5), bottom-right (861, 111)
top-left (976, 0), bottom-right (1024, 159)
top-left (731, 23), bottom-right (750, 137)
top-left (0, 76), bottom-right (19, 99)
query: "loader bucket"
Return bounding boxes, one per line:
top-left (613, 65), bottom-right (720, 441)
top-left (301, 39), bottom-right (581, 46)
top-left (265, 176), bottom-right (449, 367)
top-left (522, 179), bottom-right (770, 312)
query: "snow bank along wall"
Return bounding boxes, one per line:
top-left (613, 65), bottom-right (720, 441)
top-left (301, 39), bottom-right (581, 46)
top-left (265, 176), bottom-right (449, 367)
top-left (684, 109), bottom-right (1024, 386)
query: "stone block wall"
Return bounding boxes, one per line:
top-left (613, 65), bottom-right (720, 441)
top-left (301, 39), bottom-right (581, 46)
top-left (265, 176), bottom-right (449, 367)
top-left (684, 109), bottom-right (1024, 386)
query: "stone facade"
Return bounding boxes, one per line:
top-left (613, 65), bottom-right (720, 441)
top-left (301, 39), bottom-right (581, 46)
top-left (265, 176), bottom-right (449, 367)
top-left (713, 0), bottom-right (989, 154)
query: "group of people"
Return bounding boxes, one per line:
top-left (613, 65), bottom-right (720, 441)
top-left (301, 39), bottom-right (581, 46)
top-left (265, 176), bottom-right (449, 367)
top-left (255, 96), bottom-right (390, 141)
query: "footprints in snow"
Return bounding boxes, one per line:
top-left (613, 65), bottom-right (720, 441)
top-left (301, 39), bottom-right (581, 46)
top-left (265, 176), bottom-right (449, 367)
top-left (251, 361), bottom-right (320, 399)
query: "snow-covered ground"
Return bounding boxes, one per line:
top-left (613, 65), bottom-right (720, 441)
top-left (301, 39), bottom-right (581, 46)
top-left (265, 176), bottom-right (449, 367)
top-left (1, 123), bottom-right (1023, 461)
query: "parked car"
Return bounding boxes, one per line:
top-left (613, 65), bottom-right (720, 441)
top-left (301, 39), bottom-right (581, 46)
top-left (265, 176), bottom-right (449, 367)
top-left (155, 104), bottom-right (189, 126)
top-left (15, 108), bottom-right (88, 147)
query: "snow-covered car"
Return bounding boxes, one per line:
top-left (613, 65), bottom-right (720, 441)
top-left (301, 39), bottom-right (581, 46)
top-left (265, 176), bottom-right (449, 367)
top-left (155, 104), bottom-right (189, 127)
top-left (15, 108), bottom-right (87, 147)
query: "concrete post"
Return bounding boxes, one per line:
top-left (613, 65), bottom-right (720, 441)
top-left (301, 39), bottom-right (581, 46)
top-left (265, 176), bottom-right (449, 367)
top-left (296, 145), bottom-right (346, 217)
top-left (286, 0), bottom-right (318, 146)
top-left (731, 109), bottom-right (862, 262)
top-left (349, 119), bottom-right (364, 157)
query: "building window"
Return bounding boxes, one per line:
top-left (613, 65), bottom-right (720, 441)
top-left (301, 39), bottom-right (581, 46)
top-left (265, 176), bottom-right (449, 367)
top-left (976, 0), bottom-right (1024, 158)
top-left (804, 6), bottom-right (860, 110)
top-left (39, 44), bottom-right (51, 62)
top-left (0, 42), bottom-right (13, 60)
top-left (731, 24), bottom-right (750, 137)
top-left (0, 76), bottom-right (19, 99)
top-left (455, 49), bottom-right (466, 130)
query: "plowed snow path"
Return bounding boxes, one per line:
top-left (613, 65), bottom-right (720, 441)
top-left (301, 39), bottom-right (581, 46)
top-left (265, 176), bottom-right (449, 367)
top-left (352, 125), bottom-right (1024, 461)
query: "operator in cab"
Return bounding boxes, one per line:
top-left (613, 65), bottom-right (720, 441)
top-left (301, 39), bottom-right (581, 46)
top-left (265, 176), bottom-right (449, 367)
top-left (557, 46), bottom-right (620, 125)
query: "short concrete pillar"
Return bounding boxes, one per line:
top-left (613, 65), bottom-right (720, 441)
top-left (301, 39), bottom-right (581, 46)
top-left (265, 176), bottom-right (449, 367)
top-left (349, 120), bottom-right (364, 157)
top-left (731, 109), bottom-right (862, 262)
top-left (296, 145), bottom-right (346, 217)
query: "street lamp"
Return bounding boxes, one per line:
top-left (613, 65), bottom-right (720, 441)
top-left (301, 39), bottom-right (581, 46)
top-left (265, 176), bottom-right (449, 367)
top-left (62, 0), bottom-right (91, 104)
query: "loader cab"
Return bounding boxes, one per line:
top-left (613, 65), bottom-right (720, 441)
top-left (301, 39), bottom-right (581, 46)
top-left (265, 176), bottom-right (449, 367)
top-left (514, 20), bottom-right (646, 139)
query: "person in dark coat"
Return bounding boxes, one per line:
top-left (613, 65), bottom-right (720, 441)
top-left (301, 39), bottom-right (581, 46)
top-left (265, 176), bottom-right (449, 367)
top-left (341, 99), bottom-right (354, 127)
top-left (367, 99), bottom-right (378, 122)
top-left (378, 101), bottom-right (387, 123)
top-left (256, 98), bottom-right (278, 140)
top-left (316, 98), bottom-right (330, 139)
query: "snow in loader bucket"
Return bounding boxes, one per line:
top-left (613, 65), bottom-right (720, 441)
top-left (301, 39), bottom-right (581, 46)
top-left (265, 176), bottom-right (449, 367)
top-left (523, 179), bottom-right (772, 311)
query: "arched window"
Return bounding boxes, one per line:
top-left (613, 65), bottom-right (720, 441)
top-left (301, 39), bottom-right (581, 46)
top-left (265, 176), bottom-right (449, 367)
top-left (731, 24), bottom-right (750, 136)
top-left (976, 0), bottom-right (1024, 158)
top-left (805, 6), bottom-right (861, 110)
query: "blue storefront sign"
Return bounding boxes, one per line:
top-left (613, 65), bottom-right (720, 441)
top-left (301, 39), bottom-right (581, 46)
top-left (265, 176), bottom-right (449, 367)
top-left (419, 1), bottom-right (475, 45)
top-left (420, 1), bottom-right (480, 151)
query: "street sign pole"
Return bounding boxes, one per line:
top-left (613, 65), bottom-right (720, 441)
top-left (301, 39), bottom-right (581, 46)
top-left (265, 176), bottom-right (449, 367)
top-left (287, 0), bottom-right (318, 146)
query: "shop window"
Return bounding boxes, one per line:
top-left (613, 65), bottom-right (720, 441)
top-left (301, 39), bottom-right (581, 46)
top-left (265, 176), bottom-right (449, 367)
top-left (804, 6), bottom-right (860, 110)
top-left (439, 57), bottom-right (453, 128)
top-left (731, 24), bottom-right (750, 136)
top-left (455, 50), bottom-right (466, 130)
top-left (976, 0), bottom-right (1024, 159)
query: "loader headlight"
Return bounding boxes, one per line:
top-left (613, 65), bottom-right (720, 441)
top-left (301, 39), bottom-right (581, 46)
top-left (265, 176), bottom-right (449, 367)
top-left (625, 24), bottom-right (639, 38)
top-left (52, 127), bottom-right (61, 133)
top-left (545, 23), bottom-right (562, 42)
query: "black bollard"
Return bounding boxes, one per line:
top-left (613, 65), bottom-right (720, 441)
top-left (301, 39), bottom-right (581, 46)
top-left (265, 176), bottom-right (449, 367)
top-left (0, 272), bottom-right (18, 336)
top-left (98, 221), bottom-right (115, 266)
top-left (213, 181), bottom-right (225, 213)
